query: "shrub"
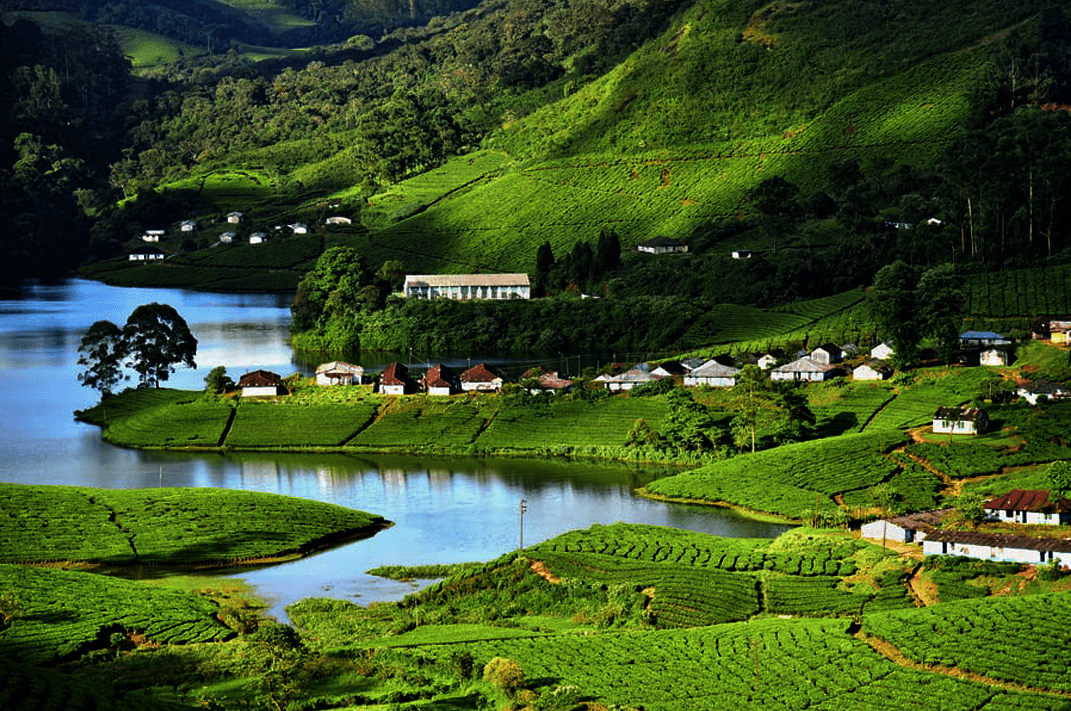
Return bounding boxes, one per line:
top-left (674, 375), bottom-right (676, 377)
top-left (484, 656), bottom-right (525, 695)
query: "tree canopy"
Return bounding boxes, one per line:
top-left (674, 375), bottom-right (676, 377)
top-left (76, 319), bottom-right (126, 397)
top-left (121, 303), bottom-right (198, 388)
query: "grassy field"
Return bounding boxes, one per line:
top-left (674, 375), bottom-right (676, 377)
top-left (0, 483), bottom-right (387, 565)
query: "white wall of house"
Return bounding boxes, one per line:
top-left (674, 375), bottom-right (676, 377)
top-left (242, 386), bottom-right (279, 397)
top-left (381, 384), bottom-right (405, 395)
top-left (683, 375), bottom-right (737, 387)
top-left (985, 508), bottom-right (1063, 526)
top-left (428, 385), bottom-right (453, 396)
top-left (461, 380), bottom-right (502, 392)
top-left (860, 520), bottom-right (916, 543)
top-left (922, 539), bottom-right (1071, 566)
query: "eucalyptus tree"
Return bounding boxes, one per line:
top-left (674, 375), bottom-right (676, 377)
top-left (122, 303), bottom-right (197, 388)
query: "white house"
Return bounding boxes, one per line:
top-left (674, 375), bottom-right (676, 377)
top-left (423, 364), bottom-right (459, 395)
top-left (860, 509), bottom-right (951, 544)
top-left (239, 370), bottom-right (285, 397)
top-left (180, 220), bottom-right (198, 232)
top-left (732, 249), bottom-right (752, 259)
top-left (325, 216), bottom-right (351, 225)
top-left (142, 229), bottom-right (165, 242)
top-left (637, 236), bottom-right (688, 254)
top-left (810, 344), bottom-right (843, 365)
top-left (459, 362), bottom-right (505, 392)
top-left (984, 489), bottom-right (1071, 526)
top-left (771, 357), bottom-right (839, 382)
top-left (870, 342), bottom-right (895, 360)
top-left (853, 361), bottom-right (891, 381)
top-left (1018, 380), bottom-right (1071, 405)
top-left (219, 232), bottom-right (236, 244)
top-left (404, 274), bottom-right (530, 300)
top-left (129, 247), bottom-right (165, 261)
top-left (249, 232), bottom-right (268, 244)
top-left (290, 222), bottom-right (309, 234)
top-left (683, 360), bottom-right (740, 388)
top-left (922, 530), bottom-right (1071, 566)
top-left (757, 353), bottom-right (780, 370)
top-left (226, 211), bottom-right (244, 224)
top-left (932, 406), bottom-right (988, 435)
top-left (605, 366), bottom-right (659, 392)
top-left (316, 361), bottom-right (363, 386)
top-left (379, 362), bottom-right (413, 395)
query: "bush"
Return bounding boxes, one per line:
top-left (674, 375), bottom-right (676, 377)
top-left (483, 656), bottom-right (525, 695)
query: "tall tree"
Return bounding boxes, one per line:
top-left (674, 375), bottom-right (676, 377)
top-left (76, 320), bottom-right (126, 397)
top-left (916, 264), bottom-right (965, 363)
top-left (122, 303), bottom-right (198, 388)
top-left (729, 364), bottom-right (779, 453)
top-left (867, 261), bottom-right (921, 368)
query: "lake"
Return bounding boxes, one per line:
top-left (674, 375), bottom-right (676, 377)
top-left (0, 279), bottom-right (791, 619)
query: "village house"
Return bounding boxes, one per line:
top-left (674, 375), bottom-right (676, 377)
top-left (459, 362), bottom-right (505, 392)
top-left (771, 357), bottom-right (840, 382)
top-left (932, 406), bottom-right (988, 435)
top-left (1017, 380), bottom-right (1071, 405)
top-left (219, 232), bottom-right (236, 244)
top-left (521, 369), bottom-right (572, 394)
top-left (249, 232), bottom-right (268, 244)
top-left (870, 342), bottom-right (895, 360)
top-left (142, 229), bottom-right (165, 242)
top-left (129, 247), bottom-right (165, 262)
top-left (637, 236), bottom-right (688, 255)
top-left (239, 370), bottom-right (285, 397)
top-left (683, 360), bottom-right (741, 388)
top-left (325, 216), bottom-right (352, 225)
top-left (756, 351), bottom-right (783, 370)
top-left (226, 211), bottom-right (244, 224)
top-left (316, 361), bottom-right (363, 386)
top-left (859, 509), bottom-right (951, 544)
top-left (403, 274), bottom-right (531, 300)
top-left (959, 330), bottom-right (1010, 349)
top-left (984, 489), bottom-right (1071, 526)
top-left (289, 222), bottom-right (309, 234)
top-left (922, 530), bottom-right (1071, 566)
top-left (379, 362), bottom-right (414, 395)
top-left (423, 363), bottom-right (460, 395)
top-left (809, 343), bottom-right (843, 365)
top-left (731, 249), bottom-right (752, 259)
top-left (180, 220), bottom-right (198, 232)
top-left (605, 365), bottom-right (659, 392)
top-left (852, 360), bottom-right (891, 381)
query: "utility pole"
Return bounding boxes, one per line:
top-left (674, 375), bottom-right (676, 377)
top-left (519, 498), bottom-right (527, 551)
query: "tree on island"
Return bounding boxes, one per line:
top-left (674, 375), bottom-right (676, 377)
top-left (121, 303), bottom-right (198, 388)
top-left (76, 319), bottom-right (127, 397)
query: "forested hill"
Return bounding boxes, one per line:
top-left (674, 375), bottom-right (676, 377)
top-left (4, 0), bottom-right (1071, 298)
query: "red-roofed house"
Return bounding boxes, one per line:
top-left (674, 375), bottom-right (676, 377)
top-left (379, 362), bottom-right (414, 395)
top-left (522, 369), bottom-right (573, 394)
top-left (239, 370), bottom-right (285, 397)
top-left (985, 489), bottom-right (1071, 526)
top-left (459, 362), bottom-right (504, 392)
top-left (423, 364), bottom-right (459, 395)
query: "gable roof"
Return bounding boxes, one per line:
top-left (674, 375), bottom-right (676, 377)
top-left (380, 362), bottom-right (410, 386)
top-left (316, 361), bottom-right (362, 374)
top-left (774, 357), bottom-right (837, 373)
top-left (404, 274), bottom-right (530, 288)
top-left (239, 370), bottom-right (282, 387)
top-left (689, 360), bottom-right (741, 377)
top-left (424, 363), bottom-right (457, 389)
top-left (650, 360), bottom-right (688, 376)
top-left (985, 489), bottom-right (1071, 513)
top-left (960, 330), bottom-right (1008, 340)
top-left (813, 343), bottom-right (842, 356)
top-left (460, 362), bottom-right (503, 383)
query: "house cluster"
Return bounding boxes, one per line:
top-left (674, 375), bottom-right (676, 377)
top-left (1031, 317), bottom-right (1071, 345)
top-left (861, 488), bottom-right (1071, 566)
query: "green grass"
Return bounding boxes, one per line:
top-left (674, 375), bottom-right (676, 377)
top-left (0, 483), bottom-right (386, 565)
top-left (0, 565), bottom-right (232, 664)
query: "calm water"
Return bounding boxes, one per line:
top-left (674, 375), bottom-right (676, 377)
top-left (0, 279), bottom-right (790, 620)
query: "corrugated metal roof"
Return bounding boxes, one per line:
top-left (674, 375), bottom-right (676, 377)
top-left (381, 362), bottom-right (409, 386)
top-left (460, 363), bottom-right (502, 383)
top-left (774, 357), bottom-right (836, 373)
top-left (985, 489), bottom-right (1051, 512)
top-left (925, 530), bottom-right (1071, 552)
top-left (239, 370), bottom-right (282, 387)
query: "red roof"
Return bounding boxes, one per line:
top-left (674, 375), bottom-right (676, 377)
top-left (986, 489), bottom-right (1071, 513)
top-left (381, 362), bottom-right (409, 386)
top-left (239, 370), bottom-right (282, 387)
top-left (460, 362), bottom-right (502, 383)
top-left (423, 363), bottom-right (457, 389)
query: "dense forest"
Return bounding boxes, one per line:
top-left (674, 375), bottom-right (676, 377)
top-left (3, 0), bottom-right (1071, 305)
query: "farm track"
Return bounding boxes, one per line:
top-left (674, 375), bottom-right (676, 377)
top-left (856, 630), bottom-right (1071, 698)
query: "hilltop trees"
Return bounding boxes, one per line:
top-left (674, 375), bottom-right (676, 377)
top-left (868, 261), bottom-right (965, 368)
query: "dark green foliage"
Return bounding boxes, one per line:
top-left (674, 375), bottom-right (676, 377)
top-left (121, 302), bottom-right (198, 388)
top-left (1045, 460), bottom-right (1071, 500)
top-left (204, 365), bottom-right (234, 395)
top-left (762, 574), bottom-right (866, 618)
top-left (76, 320), bottom-right (127, 396)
